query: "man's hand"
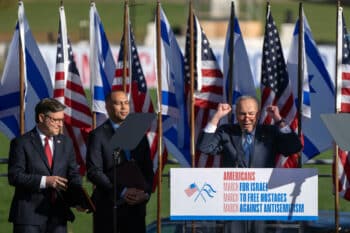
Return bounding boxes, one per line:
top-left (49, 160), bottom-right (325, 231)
top-left (123, 188), bottom-right (149, 205)
top-left (46, 176), bottom-right (68, 191)
top-left (210, 103), bottom-right (232, 126)
top-left (266, 105), bottom-right (282, 122)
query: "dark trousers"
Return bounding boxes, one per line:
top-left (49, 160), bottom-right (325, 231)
top-left (13, 222), bottom-right (67, 233)
top-left (224, 221), bottom-right (266, 233)
top-left (93, 212), bottom-right (146, 233)
top-left (118, 215), bottom-right (146, 233)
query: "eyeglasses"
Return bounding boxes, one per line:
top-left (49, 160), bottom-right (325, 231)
top-left (237, 112), bottom-right (257, 117)
top-left (45, 115), bottom-right (64, 124)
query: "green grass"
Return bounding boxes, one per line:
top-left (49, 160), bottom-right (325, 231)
top-left (0, 0), bottom-right (350, 44)
top-left (0, 0), bottom-right (188, 44)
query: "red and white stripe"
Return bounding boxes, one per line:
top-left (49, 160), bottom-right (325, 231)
top-left (336, 7), bottom-right (350, 200)
top-left (113, 25), bottom-right (167, 191)
top-left (54, 6), bottom-right (92, 175)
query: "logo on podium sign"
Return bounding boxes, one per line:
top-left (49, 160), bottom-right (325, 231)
top-left (184, 182), bottom-right (217, 203)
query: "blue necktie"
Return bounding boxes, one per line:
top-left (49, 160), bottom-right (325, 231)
top-left (243, 133), bottom-right (253, 165)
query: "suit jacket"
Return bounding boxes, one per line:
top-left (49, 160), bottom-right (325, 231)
top-left (8, 128), bottom-right (82, 225)
top-left (197, 124), bottom-right (302, 168)
top-left (86, 120), bottom-right (154, 218)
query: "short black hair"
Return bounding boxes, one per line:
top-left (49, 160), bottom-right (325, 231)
top-left (35, 98), bottom-right (65, 123)
top-left (105, 90), bottom-right (126, 103)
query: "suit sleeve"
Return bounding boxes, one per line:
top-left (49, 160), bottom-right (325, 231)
top-left (133, 136), bottom-right (154, 195)
top-left (8, 138), bottom-right (42, 191)
top-left (86, 131), bottom-right (113, 191)
top-left (275, 128), bottom-right (303, 155)
top-left (196, 127), bottom-right (226, 155)
top-left (65, 137), bottom-right (82, 188)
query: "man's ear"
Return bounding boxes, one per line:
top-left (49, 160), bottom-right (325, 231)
top-left (38, 113), bottom-right (45, 123)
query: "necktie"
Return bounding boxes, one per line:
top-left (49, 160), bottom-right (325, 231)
top-left (44, 137), bottom-right (53, 168)
top-left (243, 133), bottom-right (253, 166)
top-left (112, 124), bottom-right (131, 161)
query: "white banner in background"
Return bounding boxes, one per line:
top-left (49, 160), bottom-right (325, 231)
top-left (170, 168), bottom-right (318, 221)
top-left (37, 43), bottom-right (335, 89)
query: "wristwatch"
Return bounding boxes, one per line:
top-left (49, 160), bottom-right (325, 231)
top-left (275, 118), bottom-right (285, 127)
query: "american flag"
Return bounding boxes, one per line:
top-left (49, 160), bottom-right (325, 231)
top-left (260, 5), bottom-right (299, 168)
top-left (184, 12), bottom-right (224, 167)
top-left (113, 24), bottom-right (167, 191)
top-left (335, 8), bottom-right (350, 200)
top-left (54, 6), bottom-right (92, 175)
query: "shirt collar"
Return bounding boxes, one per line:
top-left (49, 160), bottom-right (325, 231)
top-left (242, 128), bottom-right (256, 136)
top-left (36, 127), bottom-right (52, 144)
top-left (109, 119), bottom-right (121, 130)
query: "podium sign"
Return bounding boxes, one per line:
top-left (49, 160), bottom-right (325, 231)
top-left (170, 168), bottom-right (318, 221)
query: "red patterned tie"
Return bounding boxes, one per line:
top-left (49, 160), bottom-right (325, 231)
top-left (44, 137), bottom-right (53, 168)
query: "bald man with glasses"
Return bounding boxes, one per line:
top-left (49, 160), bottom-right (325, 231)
top-left (196, 95), bottom-right (302, 233)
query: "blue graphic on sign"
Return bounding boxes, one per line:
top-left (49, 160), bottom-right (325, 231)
top-left (184, 182), bottom-right (216, 202)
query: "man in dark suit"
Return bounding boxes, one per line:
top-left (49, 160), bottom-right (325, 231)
top-left (86, 90), bottom-right (154, 233)
top-left (197, 95), bottom-right (302, 233)
top-left (8, 98), bottom-right (82, 233)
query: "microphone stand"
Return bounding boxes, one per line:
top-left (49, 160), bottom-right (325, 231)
top-left (113, 147), bottom-right (122, 233)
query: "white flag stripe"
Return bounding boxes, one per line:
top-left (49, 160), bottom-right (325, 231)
top-left (200, 76), bottom-right (224, 87)
top-left (160, 105), bottom-right (180, 118)
top-left (195, 92), bottom-right (223, 103)
top-left (64, 107), bottom-right (91, 124)
top-left (259, 92), bottom-right (275, 122)
top-left (342, 79), bottom-right (350, 87)
top-left (341, 95), bottom-right (350, 104)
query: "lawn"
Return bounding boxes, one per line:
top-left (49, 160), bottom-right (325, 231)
top-left (1, 0), bottom-right (350, 44)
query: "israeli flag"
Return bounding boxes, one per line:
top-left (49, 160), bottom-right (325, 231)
top-left (0, 1), bottom-right (52, 139)
top-left (158, 6), bottom-right (191, 167)
top-left (223, 4), bottom-right (256, 122)
top-left (287, 11), bottom-right (335, 161)
top-left (90, 2), bottom-right (116, 126)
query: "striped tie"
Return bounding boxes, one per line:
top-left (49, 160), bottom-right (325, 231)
top-left (243, 133), bottom-right (253, 166)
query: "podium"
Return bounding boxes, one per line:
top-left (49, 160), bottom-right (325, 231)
top-left (170, 168), bottom-right (318, 221)
top-left (109, 112), bottom-right (156, 150)
top-left (321, 113), bottom-right (350, 151)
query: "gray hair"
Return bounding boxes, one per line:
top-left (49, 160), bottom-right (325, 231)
top-left (235, 95), bottom-right (260, 109)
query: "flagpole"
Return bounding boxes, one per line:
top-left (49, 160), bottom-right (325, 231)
top-left (123, 0), bottom-right (129, 92)
top-left (227, 1), bottom-right (235, 123)
top-left (334, 2), bottom-right (342, 232)
top-left (297, 3), bottom-right (303, 168)
top-left (189, 0), bottom-right (195, 168)
top-left (155, 2), bottom-right (163, 233)
top-left (188, 3), bottom-right (196, 233)
top-left (90, 0), bottom-right (97, 130)
top-left (184, 1), bottom-right (197, 224)
top-left (18, 1), bottom-right (25, 135)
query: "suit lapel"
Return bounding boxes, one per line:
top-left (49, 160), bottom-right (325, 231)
top-left (30, 129), bottom-right (52, 171)
top-left (230, 128), bottom-right (246, 166)
top-left (250, 126), bottom-right (263, 167)
top-left (103, 120), bottom-right (115, 140)
top-left (52, 135), bottom-right (63, 173)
